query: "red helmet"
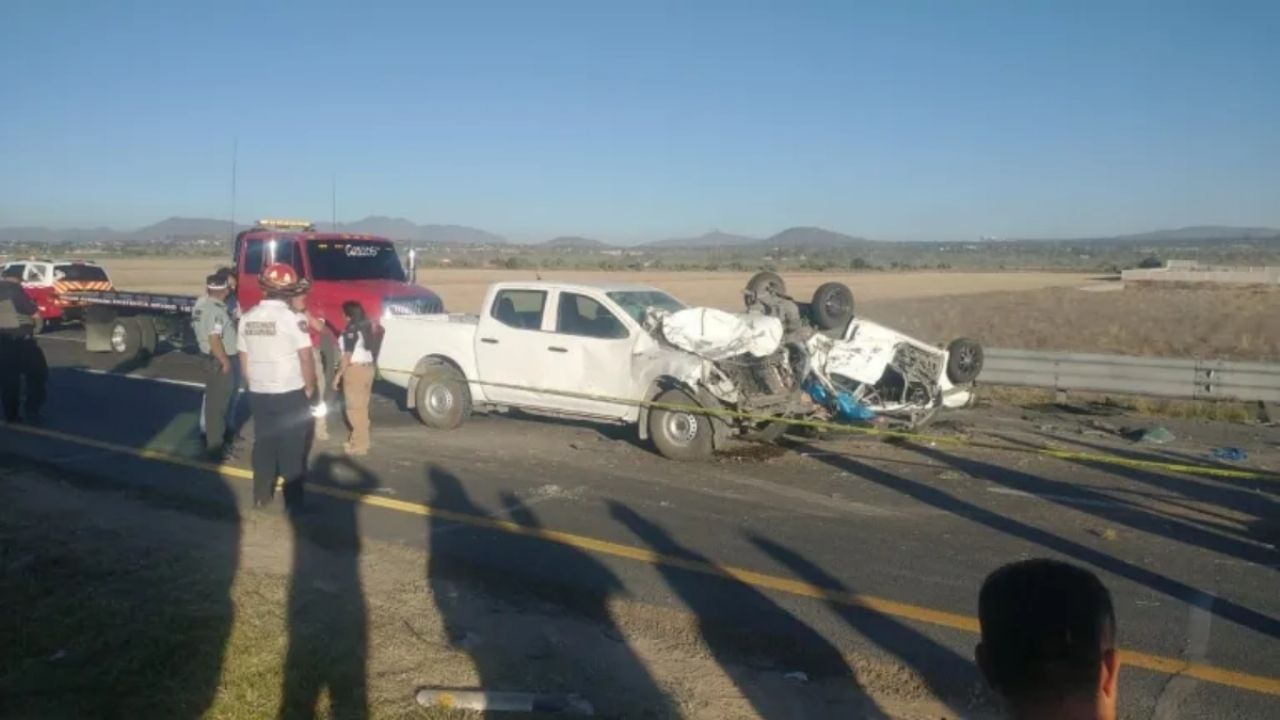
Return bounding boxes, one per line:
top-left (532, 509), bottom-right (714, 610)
top-left (259, 262), bottom-right (309, 296)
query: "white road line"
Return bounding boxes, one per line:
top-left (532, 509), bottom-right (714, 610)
top-left (70, 367), bottom-right (204, 389)
top-left (1152, 590), bottom-right (1216, 719)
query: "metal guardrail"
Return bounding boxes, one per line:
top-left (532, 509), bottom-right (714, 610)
top-left (982, 348), bottom-right (1280, 403)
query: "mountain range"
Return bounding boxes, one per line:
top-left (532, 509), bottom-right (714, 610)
top-left (1, 217), bottom-right (1276, 248)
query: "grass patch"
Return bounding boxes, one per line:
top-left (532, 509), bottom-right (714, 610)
top-left (982, 385), bottom-right (1259, 424)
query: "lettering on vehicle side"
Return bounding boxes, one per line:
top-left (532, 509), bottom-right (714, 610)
top-left (243, 321), bottom-right (277, 336)
top-left (344, 244), bottom-right (381, 258)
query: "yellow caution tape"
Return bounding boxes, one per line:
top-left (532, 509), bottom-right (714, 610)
top-left (388, 368), bottom-right (1280, 482)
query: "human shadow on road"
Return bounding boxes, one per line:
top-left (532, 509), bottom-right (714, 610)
top-left (426, 468), bottom-right (676, 717)
top-left (925, 438), bottom-right (1278, 571)
top-left (1001, 431), bottom-right (1280, 554)
top-left (0, 450), bottom-right (240, 719)
top-left (609, 501), bottom-right (888, 719)
top-left (803, 444), bottom-right (1280, 641)
top-left (747, 534), bottom-right (983, 716)
top-left (279, 453), bottom-right (372, 720)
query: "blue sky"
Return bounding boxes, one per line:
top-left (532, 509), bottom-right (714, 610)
top-left (1, 1), bottom-right (1276, 242)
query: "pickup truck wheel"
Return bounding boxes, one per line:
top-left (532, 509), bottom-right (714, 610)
top-left (414, 364), bottom-right (472, 430)
top-left (746, 271), bottom-right (786, 297)
top-left (946, 338), bottom-right (984, 384)
top-left (109, 318), bottom-right (144, 361)
top-left (32, 316), bottom-right (45, 335)
top-left (810, 282), bottom-right (855, 330)
top-left (137, 317), bottom-right (158, 354)
top-left (649, 389), bottom-right (714, 461)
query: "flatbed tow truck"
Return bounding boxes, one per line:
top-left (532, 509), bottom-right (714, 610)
top-left (69, 219), bottom-right (441, 363)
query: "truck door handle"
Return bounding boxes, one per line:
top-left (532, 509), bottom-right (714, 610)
top-left (547, 346), bottom-right (568, 353)
top-left (480, 337), bottom-right (499, 344)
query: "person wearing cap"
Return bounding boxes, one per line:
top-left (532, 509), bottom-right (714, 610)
top-left (238, 263), bottom-right (317, 510)
top-left (192, 272), bottom-right (240, 458)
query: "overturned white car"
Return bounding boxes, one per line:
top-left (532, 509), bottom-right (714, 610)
top-left (377, 275), bottom-right (982, 460)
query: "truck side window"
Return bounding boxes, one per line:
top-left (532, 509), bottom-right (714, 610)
top-left (556, 293), bottom-right (628, 339)
top-left (24, 265), bottom-right (44, 283)
top-left (243, 239), bottom-right (265, 274)
top-left (491, 289), bottom-right (546, 330)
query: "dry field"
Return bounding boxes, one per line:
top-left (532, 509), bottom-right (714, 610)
top-left (86, 258), bottom-right (1277, 361)
top-left (863, 284), bottom-right (1280, 362)
top-left (93, 257), bottom-right (1092, 308)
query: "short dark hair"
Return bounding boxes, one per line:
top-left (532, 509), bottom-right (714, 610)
top-left (978, 559), bottom-right (1116, 707)
top-left (1, 266), bottom-right (22, 280)
top-left (342, 300), bottom-right (367, 322)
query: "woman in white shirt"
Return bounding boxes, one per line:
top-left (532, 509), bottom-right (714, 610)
top-left (333, 301), bottom-right (375, 455)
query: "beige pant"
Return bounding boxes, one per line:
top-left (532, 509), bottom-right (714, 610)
top-left (343, 364), bottom-right (374, 452)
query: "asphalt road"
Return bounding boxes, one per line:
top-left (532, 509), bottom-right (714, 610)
top-left (4, 328), bottom-right (1279, 718)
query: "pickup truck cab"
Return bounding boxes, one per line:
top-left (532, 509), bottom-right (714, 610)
top-left (378, 281), bottom-right (727, 459)
top-left (1, 258), bottom-right (113, 332)
top-left (74, 219), bottom-right (441, 362)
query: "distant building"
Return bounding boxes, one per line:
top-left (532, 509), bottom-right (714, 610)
top-left (1122, 259), bottom-right (1280, 285)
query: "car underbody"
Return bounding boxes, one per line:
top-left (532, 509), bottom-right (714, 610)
top-left (645, 273), bottom-right (984, 434)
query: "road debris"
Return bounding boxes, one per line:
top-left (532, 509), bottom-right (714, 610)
top-left (784, 671), bottom-right (810, 684)
top-left (938, 470), bottom-right (971, 481)
top-left (415, 689), bottom-right (594, 715)
top-left (1131, 426), bottom-right (1176, 445)
top-left (1211, 447), bottom-right (1249, 462)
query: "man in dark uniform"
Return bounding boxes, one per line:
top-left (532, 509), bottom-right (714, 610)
top-left (0, 265), bottom-right (43, 423)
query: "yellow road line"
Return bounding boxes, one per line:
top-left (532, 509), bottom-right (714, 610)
top-left (4, 422), bottom-right (1279, 697)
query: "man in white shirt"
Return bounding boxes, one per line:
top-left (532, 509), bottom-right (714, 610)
top-left (237, 263), bottom-right (317, 510)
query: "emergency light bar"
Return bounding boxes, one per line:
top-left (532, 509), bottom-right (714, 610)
top-left (255, 218), bottom-right (316, 231)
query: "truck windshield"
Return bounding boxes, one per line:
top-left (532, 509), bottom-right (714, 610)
top-left (55, 264), bottom-right (109, 282)
top-left (308, 241), bottom-right (406, 282)
top-left (606, 291), bottom-right (685, 323)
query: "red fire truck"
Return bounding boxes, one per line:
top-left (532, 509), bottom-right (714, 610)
top-left (71, 219), bottom-right (440, 362)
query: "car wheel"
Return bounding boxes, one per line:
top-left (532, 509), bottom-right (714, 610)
top-left (746, 271), bottom-right (786, 297)
top-left (810, 282), bottom-right (855, 330)
top-left (946, 338), bottom-right (984, 384)
top-left (109, 318), bottom-right (143, 361)
top-left (414, 364), bottom-right (472, 429)
top-left (32, 316), bottom-right (45, 335)
top-left (649, 389), bottom-right (714, 461)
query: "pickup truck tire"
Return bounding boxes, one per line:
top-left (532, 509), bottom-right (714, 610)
top-left (32, 316), bottom-right (45, 335)
top-left (109, 318), bottom-right (144, 362)
top-left (746, 271), bottom-right (786, 298)
top-left (649, 389), bottom-right (714, 461)
top-left (946, 338), bottom-right (984, 384)
top-left (810, 282), bottom-right (855, 330)
top-left (414, 364), bottom-right (472, 430)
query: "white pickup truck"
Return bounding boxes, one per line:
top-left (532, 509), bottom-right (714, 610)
top-left (378, 278), bottom-right (982, 460)
top-left (377, 281), bottom-right (735, 460)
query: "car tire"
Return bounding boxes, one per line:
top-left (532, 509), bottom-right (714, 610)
top-left (414, 363), bottom-right (472, 430)
top-left (946, 338), bottom-right (984, 384)
top-left (32, 316), bottom-right (45, 335)
top-left (746, 271), bottom-right (787, 297)
top-left (810, 282), bottom-right (855, 330)
top-left (109, 317), bottom-right (144, 362)
top-left (649, 389), bottom-right (714, 461)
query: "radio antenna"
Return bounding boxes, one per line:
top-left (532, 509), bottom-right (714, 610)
top-left (229, 136), bottom-right (239, 245)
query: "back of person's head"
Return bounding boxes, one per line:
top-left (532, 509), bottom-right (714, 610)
top-left (342, 300), bottom-right (366, 323)
top-left (977, 559), bottom-right (1119, 720)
